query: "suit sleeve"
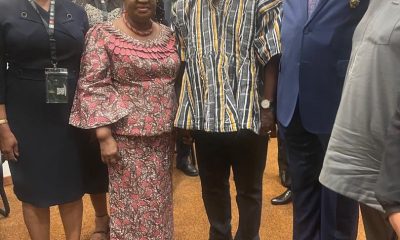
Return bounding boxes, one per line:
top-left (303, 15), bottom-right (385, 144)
top-left (254, 0), bottom-right (282, 66)
top-left (0, 21), bottom-right (6, 104)
top-left (376, 96), bottom-right (400, 216)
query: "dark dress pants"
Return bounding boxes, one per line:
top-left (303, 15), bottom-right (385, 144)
top-left (194, 130), bottom-right (268, 240)
top-left (279, 108), bottom-right (359, 240)
top-left (277, 129), bottom-right (291, 188)
top-left (176, 137), bottom-right (192, 167)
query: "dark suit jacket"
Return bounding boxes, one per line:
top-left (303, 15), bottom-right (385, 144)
top-left (277, 0), bottom-right (368, 134)
top-left (376, 97), bottom-right (400, 215)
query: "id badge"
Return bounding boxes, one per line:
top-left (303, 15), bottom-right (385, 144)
top-left (45, 68), bottom-right (68, 104)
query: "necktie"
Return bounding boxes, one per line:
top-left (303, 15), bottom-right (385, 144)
top-left (308, 0), bottom-right (320, 16)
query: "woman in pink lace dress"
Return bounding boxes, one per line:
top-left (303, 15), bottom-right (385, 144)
top-left (69, 0), bottom-right (180, 238)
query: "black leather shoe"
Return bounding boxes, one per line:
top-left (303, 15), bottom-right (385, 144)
top-left (271, 189), bottom-right (292, 205)
top-left (177, 162), bottom-right (199, 176)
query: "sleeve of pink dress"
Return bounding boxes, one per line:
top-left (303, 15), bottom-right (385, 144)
top-left (69, 25), bottom-right (132, 129)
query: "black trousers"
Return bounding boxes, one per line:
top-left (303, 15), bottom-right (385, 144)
top-left (194, 130), bottom-right (268, 240)
top-left (176, 137), bottom-right (192, 167)
top-left (360, 204), bottom-right (397, 240)
top-left (277, 129), bottom-right (291, 188)
top-left (280, 107), bottom-right (359, 240)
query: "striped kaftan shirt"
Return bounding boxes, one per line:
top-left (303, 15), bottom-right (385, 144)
top-left (172, 0), bottom-right (281, 133)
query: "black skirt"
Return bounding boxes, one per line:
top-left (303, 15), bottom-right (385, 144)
top-left (6, 72), bottom-right (107, 208)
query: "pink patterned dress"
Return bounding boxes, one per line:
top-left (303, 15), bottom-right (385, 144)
top-left (69, 22), bottom-right (180, 240)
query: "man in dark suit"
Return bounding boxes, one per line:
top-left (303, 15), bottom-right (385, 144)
top-left (276, 0), bottom-right (369, 239)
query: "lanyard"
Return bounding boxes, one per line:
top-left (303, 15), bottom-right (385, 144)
top-left (28, 0), bottom-right (58, 67)
top-left (99, 0), bottom-right (108, 22)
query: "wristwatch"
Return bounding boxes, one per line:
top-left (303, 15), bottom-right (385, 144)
top-left (260, 99), bottom-right (274, 110)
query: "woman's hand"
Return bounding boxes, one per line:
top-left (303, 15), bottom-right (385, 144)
top-left (389, 212), bottom-right (400, 237)
top-left (96, 127), bottom-right (120, 165)
top-left (0, 124), bottom-right (19, 161)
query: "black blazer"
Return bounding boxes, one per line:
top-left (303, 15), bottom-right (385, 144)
top-left (0, 0), bottom-right (89, 103)
top-left (376, 96), bottom-right (400, 215)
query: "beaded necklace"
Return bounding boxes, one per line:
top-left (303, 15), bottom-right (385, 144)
top-left (123, 13), bottom-right (153, 37)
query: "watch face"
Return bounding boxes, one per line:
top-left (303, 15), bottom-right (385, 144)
top-left (261, 99), bottom-right (270, 109)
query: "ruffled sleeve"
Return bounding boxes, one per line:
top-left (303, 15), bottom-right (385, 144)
top-left (69, 25), bottom-right (132, 129)
top-left (254, 0), bottom-right (282, 66)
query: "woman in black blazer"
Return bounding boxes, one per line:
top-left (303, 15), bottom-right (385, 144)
top-left (0, 0), bottom-right (89, 239)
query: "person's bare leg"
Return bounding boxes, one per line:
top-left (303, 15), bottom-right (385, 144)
top-left (22, 202), bottom-right (50, 240)
top-left (90, 193), bottom-right (109, 239)
top-left (59, 199), bottom-right (83, 240)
